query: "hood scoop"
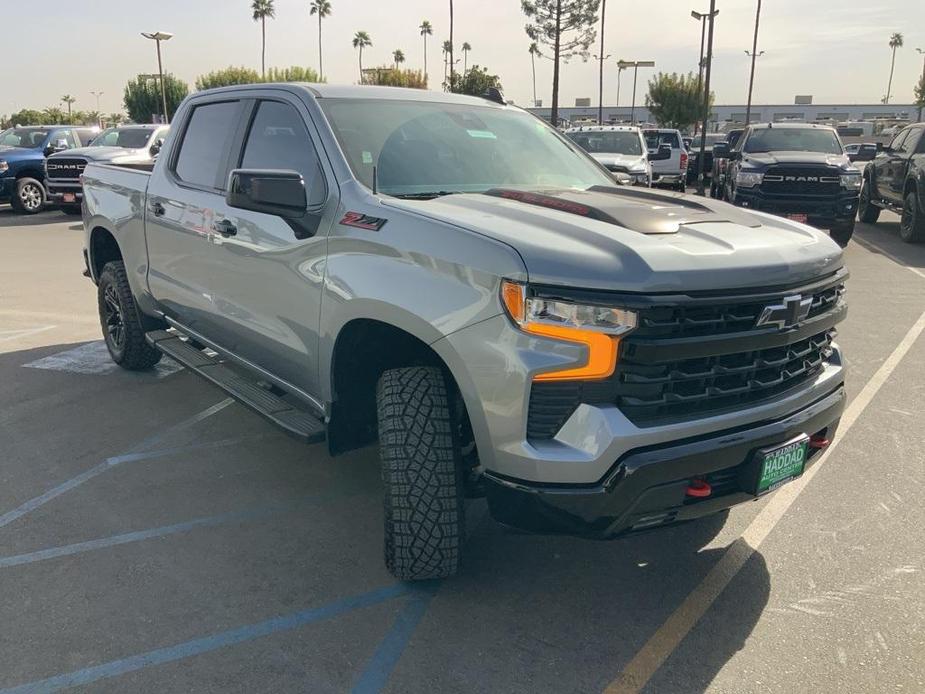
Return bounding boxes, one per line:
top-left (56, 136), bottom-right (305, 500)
top-left (483, 186), bottom-right (762, 235)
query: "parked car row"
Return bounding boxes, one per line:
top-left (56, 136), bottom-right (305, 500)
top-left (0, 124), bottom-right (167, 215)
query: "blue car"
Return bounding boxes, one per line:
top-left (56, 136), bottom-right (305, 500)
top-left (0, 125), bottom-right (98, 214)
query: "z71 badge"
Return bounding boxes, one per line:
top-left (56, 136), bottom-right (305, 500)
top-left (339, 211), bottom-right (387, 231)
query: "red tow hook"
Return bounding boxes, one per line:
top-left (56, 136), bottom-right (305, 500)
top-left (685, 479), bottom-right (712, 498)
top-left (809, 433), bottom-right (831, 450)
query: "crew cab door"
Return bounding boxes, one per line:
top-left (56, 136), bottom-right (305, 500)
top-left (203, 94), bottom-right (337, 400)
top-left (145, 98), bottom-right (246, 331)
top-left (877, 128), bottom-right (915, 204)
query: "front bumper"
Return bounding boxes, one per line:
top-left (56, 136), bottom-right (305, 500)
top-left (732, 188), bottom-right (859, 228)
top-left (485, 385), bottom-right (844, 538)
top-left (45, 181), bottom-right (83, 204)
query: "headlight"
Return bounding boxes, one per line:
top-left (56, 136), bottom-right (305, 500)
top-left (0, 160), bottom-right (8, 174)
top-left (735, 171), bottom-right (764, 188)
top-left (501, 280), bottom-right (637, 381)
top-left (840, 173), bottom-right (862, 190)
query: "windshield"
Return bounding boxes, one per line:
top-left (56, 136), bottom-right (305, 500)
top-left (318, 99), bottom-right (614, 196)
top-left (744, 128), bottom-right (843, 154)
top-left (0, 127), bottom-right (47, 149)
top-left (90, 128), bottom-right (155, 148)
top-left (567, 131), bottom-right (643, 156)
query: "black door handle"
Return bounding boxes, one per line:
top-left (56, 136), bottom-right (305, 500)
top-left (212, 219), bottom-right (237, 237)
top-left (149, 201), bottom-right (165, 217)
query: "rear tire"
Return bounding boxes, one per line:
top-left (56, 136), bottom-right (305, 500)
top-left (377, 366), bottom-right (465, 581)
top-left (97, 260), bottom-right (162, 370)
top-left (857, 178), bottom-right (881, 224)
top-left (10, 177), bottom-right (45, 214)
top-left (899, 190), bottom-right (925, 243)
top-left (829, 222), bottom-right (854, 247)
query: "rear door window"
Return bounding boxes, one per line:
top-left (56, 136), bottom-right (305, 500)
top-left (174, 101), bottom-right (241, 190)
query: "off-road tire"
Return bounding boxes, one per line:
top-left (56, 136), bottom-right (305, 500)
top-left (899, 190), bottom-right (925, 244)
top-left (857, 178), bottom-right (881, 224)
top-left (97, 260), bottom-right (162, 370)
top-left (61, 205), bottom-right (82, 216)
top-left (829, 222), bottom-right (854, 247)
top-left (10, 177), bottom-right (46, 214)
top-left (377, 366), bottom-right (465, 581)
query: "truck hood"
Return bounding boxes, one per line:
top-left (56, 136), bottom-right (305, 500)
top-left (589, 153), bottom-right (647, 171)
top-left (742, 151), bottom-right (853, 170)
top-left (383, 187), bottom-right (843, 293)
top-left (48, 146), bottom-right (148, 163)
top-left (0, 145), bottom-right (42, 163)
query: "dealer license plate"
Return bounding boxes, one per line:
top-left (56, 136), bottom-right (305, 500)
top-left (62, 193), bottom-right (76, 203)
top-left (755, 436), bottom-right (808, 495)
top-left (786, 213), bottom-right (808, 223)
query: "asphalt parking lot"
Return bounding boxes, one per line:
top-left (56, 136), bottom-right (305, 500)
top-left (1, 204), bottom-right (923, 694)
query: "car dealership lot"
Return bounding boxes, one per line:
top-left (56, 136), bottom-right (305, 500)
top-left (1, 205), bottom-right (923, 693)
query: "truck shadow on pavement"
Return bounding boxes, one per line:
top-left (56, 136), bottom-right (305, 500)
top-left (0, 206), bottom-right (72, 227)
top-left (0, 341), bottom-right (771, 693)
top-left (855, 222), bottom-right (925, 275)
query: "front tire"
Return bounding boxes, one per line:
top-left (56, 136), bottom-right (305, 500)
top-left (899, 190), bottom-right (925, 243)
top-left (10, 177), bottom-right (46, 214)
top-left (377, 366), bottom-right (465, 581)
top-left (857, 178), bottom-right (881, 224)
top-left (829, 222), bottom-right (854, 247)
top-left (97, 260), bottom-right (162, 370)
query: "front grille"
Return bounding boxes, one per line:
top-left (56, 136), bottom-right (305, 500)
top-left (45, 157), bottom-right (88, 182)
top-left (526, 274), bottom-right (846, 437)
top-left (759, 166), bottom-right (840, 196)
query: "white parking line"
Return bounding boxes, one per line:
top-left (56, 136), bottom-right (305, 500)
top-left (605, 305), bottom-right (925, 694)
top-left (0, 326), bottom-right (56, 343)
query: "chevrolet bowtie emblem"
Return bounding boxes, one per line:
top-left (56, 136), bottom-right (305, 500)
top-left (755, 294), bottom-right (813, 330)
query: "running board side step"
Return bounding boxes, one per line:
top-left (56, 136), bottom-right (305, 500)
top-left (146, 330), bottom-right (326, 443)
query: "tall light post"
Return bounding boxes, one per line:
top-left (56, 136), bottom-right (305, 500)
top-left (744, 0), bottom-right (763, 126)
top-left (90, 91), bottom-right (104, 127)
top-left (696, 0), bottom-right (718, 196)
top-left (691, 10), bottom-right (708, 85)
top-left (616, 62), bottom-right (626, 109)
top-left (597, 0), bottom-right (607, 125)
top-left (618, 60), bottom-right (656, 125)
top-left (917, 48), bottom-right (925, 122)
top-left (744, 49), bottom-right (765, 126)
top-left (141, 31), bottom-right (174, 124)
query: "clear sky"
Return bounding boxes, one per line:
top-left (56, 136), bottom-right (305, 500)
top-left (2, 0), bottom-right (923, 117)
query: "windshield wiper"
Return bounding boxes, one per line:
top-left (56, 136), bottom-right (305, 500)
top-left (388, 191), bottom-right (466, 200)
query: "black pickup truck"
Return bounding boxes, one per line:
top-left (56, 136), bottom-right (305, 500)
top-left (724, 123), bottom-right (861, 247)
top-left (858, 122), bottom-right (925, 243)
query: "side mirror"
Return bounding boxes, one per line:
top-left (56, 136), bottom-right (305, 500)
top-left (150, 138), bottom-right (165, 157)
top-left (226, 169), bottom-right (320, 239)
top-left (728, 150), bottom-right (742, 161)
top-left (713, 142), bottom-right (730, 158)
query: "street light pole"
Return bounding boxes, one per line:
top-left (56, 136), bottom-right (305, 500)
top-left (696, 1), bottom-right (718, 196)
top-left (90, 91), bottom-right (104, 127)
top-left (691, 11), bottom-right (707, 85)
top-left (744, 0), bottom-right (763, 127)
top-left (141, 31), bottom-right (174, 124)
top-left (618, 60), bottom-right (655, 125)
top-left (616, 63), bottom-right (625, 109)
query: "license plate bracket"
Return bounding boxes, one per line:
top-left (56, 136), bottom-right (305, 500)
top-left (62, 193), bottom-right (76, 203)
top-left (752, 435), bottom-right (809, 496)
top-left (786, 213), bottom-right (808, 223)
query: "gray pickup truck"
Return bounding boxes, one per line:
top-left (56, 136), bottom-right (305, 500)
top-left (82, 84), bottom-right (847, 580)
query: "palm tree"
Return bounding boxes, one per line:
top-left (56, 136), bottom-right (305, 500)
top-left (528, 42), bottom-right (541, 107)
top-left (442, 40), bottom-right (452, 87)
top-left (61, 95), bottom-right (76, 120)
top-left (393, 49), bottom-right (405, 69)
top-left (448, 0), bottom-right (455, 87)
top-left (252, 0), bottom-right (276, 78)
top-left (884, 32), bottom-right (904, 104)
top-left (353, 31), bottom-right (372, 81)
top-left (309, 0), bottom-right (332, 81)
top-left (462, 42), bottom-right (472, 74)
top-left (419, 20), bottom-right (433, 80)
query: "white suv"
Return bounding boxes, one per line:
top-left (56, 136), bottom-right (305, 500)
top-left (644, 128), bottom-right (688, 192)
top-left (565, 125), bottom-right (652, 186)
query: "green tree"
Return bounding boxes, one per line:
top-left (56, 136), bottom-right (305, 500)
top-left (884, 32), bottom-right (903, 104)
top-left (522, 0), bottom-right (600, 127)
top-left (353, 31), bottom-right (372, 81)
top-left (645, 71), bottom-right (712, 131)
top-left (442, 40), bottom-right (453, 87)
top-left (43, 107), bottom-right (67, 123)
top-left (106, 113), bottom-right (127, 127)
top-left (461, 42), bottom-right (471, 73)
top-left (196, 66), bottom-right (262, 90)
top-left (309, 0), bottom-right (332, 80)
top-left (123, 74), bottom-right (189, 123)
top-left (361, 67), bottom-right (428, 89)
top-left (448, 64), bottom-right (502, 97)
top-left (61, 95), bottom-right (76, 120)
top-left (252, 0), bottom-right (276, 78)
top-left (914, 72), bottom-right (925, 121)
top-left (265, 65), bottom-right (322, 82)
top-left (419, 20), bottom-right (433, 79)
top-left (8, 109), bottom-right (45, 126)
top-left (393, 49), bottom-right (406, 68)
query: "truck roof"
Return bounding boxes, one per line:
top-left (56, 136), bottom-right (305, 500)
top-left (749, 122), bottom-right (836, 131)
top-left (564, 125), bottom-right (641, 133)
top-left (195, 82), bottom-right (509, 108)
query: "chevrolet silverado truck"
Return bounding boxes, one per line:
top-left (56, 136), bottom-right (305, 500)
top-left (711, 128), bottom-right (744, 199)
top-left (0, 125), bottom-right (98, 213)
top-left (565, 125), bottom-right (656, 186)
top-left (857, 122), bottom-right (925, 243)
top-left (81, 84), bottom-right (847, 580)
top-left (724, 123), bottom-right (861, 247)
top-left (46, 124), bottom-right (169, 215)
